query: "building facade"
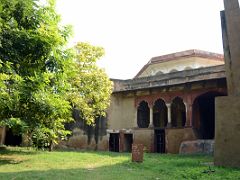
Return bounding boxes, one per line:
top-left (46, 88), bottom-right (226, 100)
top-left (0, 49), bottom-right (228, 154)
top-left (107, 49), bottom-right (227, 153)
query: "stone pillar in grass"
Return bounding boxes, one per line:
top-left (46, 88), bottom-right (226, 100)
top-left (132, 144), bottom-right (144, 163)
top-left (214, 0), bottom-right (240, 167)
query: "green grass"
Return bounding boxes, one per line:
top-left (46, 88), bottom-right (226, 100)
top-left (0, 147), bottom-right (240, 180)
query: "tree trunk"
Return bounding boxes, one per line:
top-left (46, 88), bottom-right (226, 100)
top-left (49, 141), bottom-right (53, 152)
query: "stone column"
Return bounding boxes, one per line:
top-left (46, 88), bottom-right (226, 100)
top-left (149, 107), bottom-right (153, 128)
top-left (166, 103), bottom-right (171, 127)
top-left (215, 0), bottom-right (240, 168)
top-left (184, 102), bottom-right (192, 127)
top-left (222, 0), bottom-right (240, 96)
top-left (119, 130), bottom-right (124, 153)
top-left (135, 109), bottom-right (138, 128)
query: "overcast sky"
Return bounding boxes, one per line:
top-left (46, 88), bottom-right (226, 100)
top-left (56, 0), bottom-right (224, 79)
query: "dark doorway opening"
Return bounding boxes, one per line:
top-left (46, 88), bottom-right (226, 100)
top-left (109, 133), bottom-right (119, 152)
top-left (192, 92), bottom-right (225, 139)
top-left (137, 101), bottom-right (150, 128)
top-left (123, 134), bottom-right (133, 152)
top-left (171, 97), bottom-right (186, 127)
top-left (153, 99), bottom-right (168, 128)
top-left (155, 129), bottom-right (165, 153)
top-left (5, 128), bottom-right (22, 146)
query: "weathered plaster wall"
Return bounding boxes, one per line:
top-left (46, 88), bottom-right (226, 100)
top-left (180, 140), bottom-right (214, 155)
top-left (214, 0), bottom-right (240, 167)
top-left (133, 129), bottom-right (154, 152)
top-left (58, 128), bottom-right (109, 151)
top-left (139, 57), bottom-right (224, 78)
top-left (215, 96), bottom-right (240, 167)
top-left (57, 111), bottom-right (108, 151)
top-left (165, 128), bottom-right (197, 154)
top-left (108, 94), bottom-right (136, 130)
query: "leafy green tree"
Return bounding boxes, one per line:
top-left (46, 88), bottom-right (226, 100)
top-left (0, 0), bottom-right (112, 150)
top-left (67, 42), bottom-right (112, 125)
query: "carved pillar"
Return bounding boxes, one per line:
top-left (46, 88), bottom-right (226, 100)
top-left (166, 103), bottom-right (171, 127)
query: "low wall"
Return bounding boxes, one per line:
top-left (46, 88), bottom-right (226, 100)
top-left (179, 140), bottom-right (214, 154)
top-left (165, 128), bottom-right (197, 154)
top-left (57, 128), bottom-right (109, 151)
top-left (57, 111), bottom-right (108, 151)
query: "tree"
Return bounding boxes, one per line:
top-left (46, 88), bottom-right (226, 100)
top-left (67, 42), bottom-right (112, 125)
top-left (0, 0), bottom-right (112, 150)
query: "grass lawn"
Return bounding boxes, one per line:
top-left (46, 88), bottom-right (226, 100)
top-left (0, 147), bottom-right (240, 180)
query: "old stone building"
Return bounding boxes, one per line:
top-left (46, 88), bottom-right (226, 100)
top-left (0, 49), bottom-right (228, 154)
top-left (107, 49), bottom-right (227, 153)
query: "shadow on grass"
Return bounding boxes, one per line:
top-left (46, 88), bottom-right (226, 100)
top-left (0, 146), bottom-right (131, 160)
top-left (0, 166), bottom-right (132, 180)
top-left (0, 158), bottom-right (24, 166)
top-left (0, 160), bottom-right (239, 180)
top-left (55, 149), bottom-right (130, 158)
top-left (0, 148), bottom-right (38, 156)
top-left (0, 147), bottom-right (240, 180)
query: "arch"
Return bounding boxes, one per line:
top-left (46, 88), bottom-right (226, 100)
top-left (192, 91), bottom-right (226, 139)
top-left (135, 98), bottom-right (152, 108)
top-left (137, 101), bottom-right (150, 128)
top-left (156, 71), bottom-right (164, 75)
top-left (169, 69), bottom-right (178, 73)
top-left (171, 97), bottom-right (186, 127)
top-left (184, 66), bottom-right (192, 70)
top-left (153, 99), bottom-right (168, 128)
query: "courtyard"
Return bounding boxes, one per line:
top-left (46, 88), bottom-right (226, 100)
top-left (0, 147), bottom-right (239, 180)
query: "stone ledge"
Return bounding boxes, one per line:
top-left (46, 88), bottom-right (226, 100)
top-left (113, 65), bottom-right (226, 92)
top-left (179, 140), bottom-right (214, 155)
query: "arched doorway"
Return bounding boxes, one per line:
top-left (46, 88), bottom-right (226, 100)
top-left (171, 97), bottom-right (186, 127)
top-left (192, 92), bottom-right (225, 139)
top-left (137, 101), bottom-right (150, 128)
top-left (153, 99), bottom-right (167, 128)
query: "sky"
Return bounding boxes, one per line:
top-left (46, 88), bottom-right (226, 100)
top-left (56, 0), bottom-right (224, 79)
